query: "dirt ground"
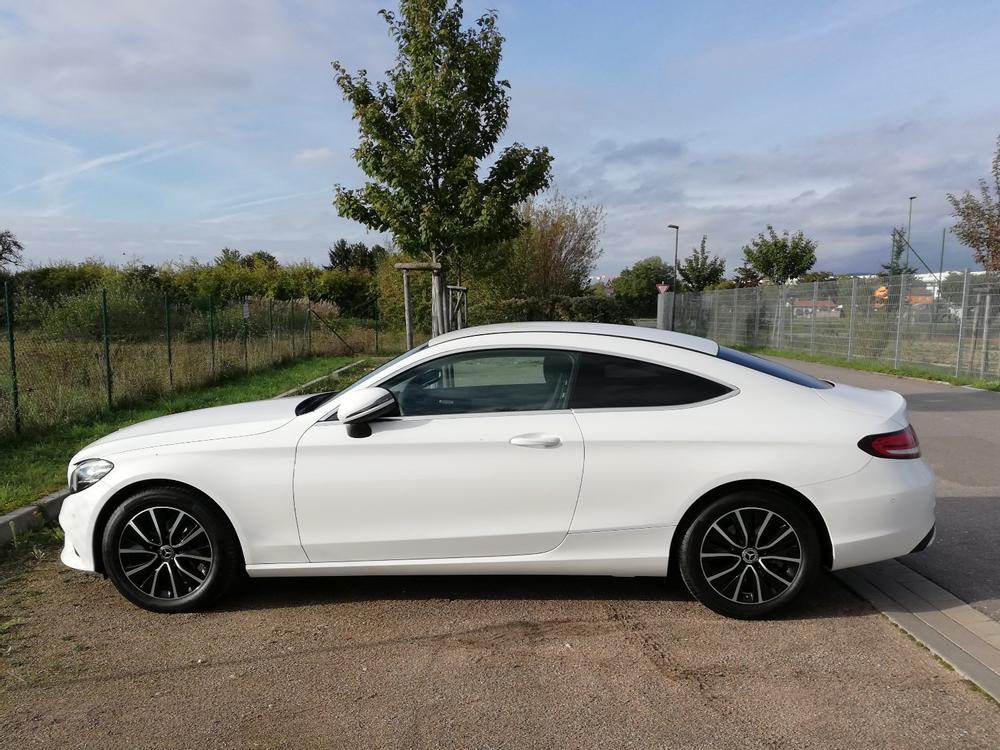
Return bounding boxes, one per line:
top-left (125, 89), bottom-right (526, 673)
top-left (2, 545), bottom-right (999, 750)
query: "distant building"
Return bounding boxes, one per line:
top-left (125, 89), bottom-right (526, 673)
top-left (789, 298), bottom-right (841, 318)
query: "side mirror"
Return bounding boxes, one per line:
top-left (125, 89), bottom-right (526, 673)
top-left (337, 387), bottom-right (398, 438)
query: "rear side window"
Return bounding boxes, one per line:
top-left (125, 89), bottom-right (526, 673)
top-left (569, 352), bottom-right (731, 409)
top-left (717, 347), bottom-right (832, 389)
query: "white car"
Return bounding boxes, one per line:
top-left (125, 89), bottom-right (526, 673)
top-left (59, 322), bottom-right (935, 618)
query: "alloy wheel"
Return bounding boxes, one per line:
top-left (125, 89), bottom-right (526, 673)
top-left (117, 506), bottom-right (214, 600)
top-left (698, 506), bottom-right (803, 605)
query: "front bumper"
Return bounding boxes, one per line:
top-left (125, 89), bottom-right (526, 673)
top-left (801, 457), bottom-right (936, 571)
top-left (57, 482), bottom-right (108, 573)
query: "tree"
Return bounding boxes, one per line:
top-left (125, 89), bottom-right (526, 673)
top-left (947, 133), bottom-right (1000, 283)
top-left (215, 247), bottom-right (242, 266)
top-left (332, 0), bottom-right (552, 278)
top-left (880, 228), bottom-right (918, 277)
top-left (797, 270), bottom-right (836, 283)
top-left (0, 229), bottom-right (24, 268)
top-left (731, 263), bottom-right (762, 288)
top-left (487, 192), bottom-right (604, 299)
top-left (241, 250), bottom-right (279, 270)
top-left (678, 235), bottom-right (725, 291)
top-left (612, 256), bottom-right (675, 317)
top-left (326, 240), bottom-right (386, 273)
top-left (741, 225), bottom-right (817, 284)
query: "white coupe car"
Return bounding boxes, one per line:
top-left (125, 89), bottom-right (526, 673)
top-left (59, 322), bottom-right (935, 618)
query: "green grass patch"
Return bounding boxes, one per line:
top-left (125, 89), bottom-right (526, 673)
top-left (0, 355), bottom-right (363, 514)
top-left (738, 346), bottom-right (1000, 391)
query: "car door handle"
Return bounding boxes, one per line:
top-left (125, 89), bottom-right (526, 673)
top-left (509, 433), bottom-right (562, 449)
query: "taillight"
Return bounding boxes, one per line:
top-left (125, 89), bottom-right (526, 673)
top-left (858, 425), bottom-right (921, 459)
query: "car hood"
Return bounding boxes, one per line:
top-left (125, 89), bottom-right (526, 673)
top-left (75, 395), bottom-right (311, 459)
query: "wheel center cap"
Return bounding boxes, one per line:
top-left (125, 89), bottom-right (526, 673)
top-left (158, 545), bottom-right (175, 560)
top-left (741, 548), bottom-right (759, 564)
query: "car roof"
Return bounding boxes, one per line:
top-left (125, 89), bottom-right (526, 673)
top-left (429, 322), bottom-right (719, 355)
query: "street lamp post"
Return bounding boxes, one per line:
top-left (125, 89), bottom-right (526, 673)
top-left (905, 196), bottom-right (917, 269)
top-left (668, 224), bottom-right (680, 331)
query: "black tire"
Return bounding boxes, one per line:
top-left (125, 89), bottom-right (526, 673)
top-left (678, 491), bottom-right (820, 619)
top-left (101, 485), bottom-right (243, 613)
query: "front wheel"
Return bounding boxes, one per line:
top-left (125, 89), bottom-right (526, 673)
top-left (102, 486), bottom-right (242, 613)
top-left (678, 491), bottom-right (820, 619)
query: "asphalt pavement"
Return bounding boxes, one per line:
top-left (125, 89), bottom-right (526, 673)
top-left (768, 357), bottom-right (1000, 621)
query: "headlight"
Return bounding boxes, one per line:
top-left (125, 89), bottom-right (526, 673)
top-left (70, 459), bottom-right (114, 492)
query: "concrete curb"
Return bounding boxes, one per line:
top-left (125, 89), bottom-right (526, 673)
top-left (0, 489), bottom-right (70, 547)
top-left (837, 560), bottom-right (1000, 703)
top-left (273, 358), bottom-right (369, 399)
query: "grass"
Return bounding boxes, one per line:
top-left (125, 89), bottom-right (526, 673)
top-left (0, 354), bottom-right (366, 514)
top-left (738, 345), bottom-right (1000, 391)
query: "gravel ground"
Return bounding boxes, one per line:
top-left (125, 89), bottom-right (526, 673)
top-left (2, 550), bottom-right (999, 749)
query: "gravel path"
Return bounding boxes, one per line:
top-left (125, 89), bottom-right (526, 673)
top-left (3, 551), bottom-right (999, 749)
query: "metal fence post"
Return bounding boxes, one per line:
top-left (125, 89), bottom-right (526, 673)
top-left (754, 287), bottom-right (761, 342)
top-left (242, 298), bottom-right (250, 372)
top-left (893, 274), bottom-right (906, 368)
top-left (374, 301), bottom-right (380, 355)
top-left (101, 288), bottom-right (113, 410)
top-left (164, 293), bottom-right (174, 390)
top-left (981, 293), bottom-right (992, 378)
top-left (847, 276), bottom-right (858, 361)
top-left (810, 281), bottom-right (819, 353)
top-left (268, 298), bottom-right (274, 363)
top-left (730, 288), bottom-right (738, 345)
top-left (956, 268), bottom-right (970, 377)
top-left (711, 291), bottom-right (720, 341)
top-left (209, 295), bottom-right (217, 379)
top-left (3, 281), bottom-right (21, 434)
top-left (305, 301), bottom-right (312, 357)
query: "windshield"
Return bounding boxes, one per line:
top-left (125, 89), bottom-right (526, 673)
top-left (307, 342), bottom-right (429, 412)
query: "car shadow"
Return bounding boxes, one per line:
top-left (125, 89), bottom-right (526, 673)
top-left (219, 570), bottom-right (871, 622)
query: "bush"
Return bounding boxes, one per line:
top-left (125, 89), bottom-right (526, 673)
top-left (469, 295), bottom-right (632, 326)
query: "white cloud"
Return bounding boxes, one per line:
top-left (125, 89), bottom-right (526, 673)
top-left (295, 147), bottom-right (334, 163)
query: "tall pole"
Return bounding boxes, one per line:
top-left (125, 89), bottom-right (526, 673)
top-left (939, 227), bottom-right (946, 278)
top-left (905, 195), bottom-right (917, 269)
top-left (668, 224), bottom-right (679, 331)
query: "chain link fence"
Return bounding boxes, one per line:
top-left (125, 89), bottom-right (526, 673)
top-left (0, 283), bottom-right (394, 437)
top-left (663, 271), bottom-right (998, 384)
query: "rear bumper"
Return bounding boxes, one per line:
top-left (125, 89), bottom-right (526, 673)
top-left (909, 525), bottom-right (936, 554)
top-left (799, 457), bottom-right (936, 571)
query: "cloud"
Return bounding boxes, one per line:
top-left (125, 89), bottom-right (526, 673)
top-left (295, 147), bottom-right (334, 163)
top-left (0, 142), bottom-right (166, 197)
top-left (594, 137), bottom-right (687, 165)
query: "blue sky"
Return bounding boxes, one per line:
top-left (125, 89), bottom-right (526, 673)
top-left (1, 0), bottom-right (998, 276)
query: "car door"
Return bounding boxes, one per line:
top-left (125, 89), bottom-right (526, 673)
top-left (293, 348), bottom-right (585, 562)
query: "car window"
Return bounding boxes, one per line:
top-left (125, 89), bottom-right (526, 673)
top-left (569, 352), bottom-right (731, 409)
top-left (381, 349), bottom-right (578, 416)
top-left (717, 347), bottom-right (833, 389)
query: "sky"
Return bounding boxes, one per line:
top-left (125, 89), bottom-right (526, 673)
top-left (1, 0), bottom-right (999, 277)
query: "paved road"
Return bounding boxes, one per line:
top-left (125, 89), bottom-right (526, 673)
top-left (769, 357), bottom-right (1000, 620)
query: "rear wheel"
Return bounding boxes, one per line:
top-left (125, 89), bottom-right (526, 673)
top-left (102, 486), bottom-right (242, 613)
top-left (678, 491), bottom-right (820, 619)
